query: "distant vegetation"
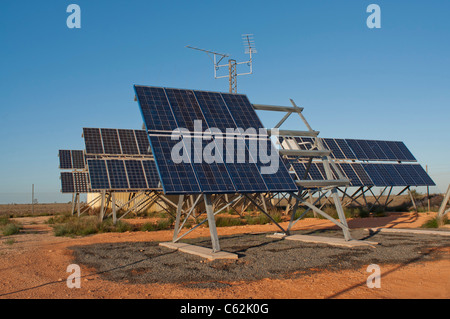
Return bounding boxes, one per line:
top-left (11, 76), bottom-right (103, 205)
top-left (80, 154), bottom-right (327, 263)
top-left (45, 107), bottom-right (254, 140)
top-left (0, 216), bottom-right (21, 237)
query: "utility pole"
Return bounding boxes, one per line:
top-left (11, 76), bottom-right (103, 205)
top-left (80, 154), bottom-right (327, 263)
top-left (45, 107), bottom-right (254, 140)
top-left (426, 165), bottom-right (430, 212)
top-left (32, 184), bottom-right (34, 215)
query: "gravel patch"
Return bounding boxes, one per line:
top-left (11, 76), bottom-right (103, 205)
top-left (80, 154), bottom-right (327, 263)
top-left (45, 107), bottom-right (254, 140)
top-left (70, 228), bottom-right (450, 288)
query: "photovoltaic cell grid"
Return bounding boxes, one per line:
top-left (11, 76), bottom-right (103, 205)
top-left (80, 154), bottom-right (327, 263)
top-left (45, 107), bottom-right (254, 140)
top-left (288, 161), bottom-right (434, 187)
top-left (87, 159), bottom-right (162, 191)
top-left (60, 172), bottom-right (90, 193)
top-left (134, 85), bottom-right (298, 195)
top-left (83, 128), bottom-right (152, 156)
top-left (59, 150), bottom-right (85, 170)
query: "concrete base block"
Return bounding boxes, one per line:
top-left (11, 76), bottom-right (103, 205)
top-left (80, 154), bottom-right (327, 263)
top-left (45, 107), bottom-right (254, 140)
top-left (267, 234), bottom-right (378, 247)
top-left (366, 228), bottom-right (450, 236)
top-left (159, 242), bottom-right (238, 260)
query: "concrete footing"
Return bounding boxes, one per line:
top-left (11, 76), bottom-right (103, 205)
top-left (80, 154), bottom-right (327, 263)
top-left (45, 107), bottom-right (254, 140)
top-left (159, 242), bottom-right (238, 260)
top-left (366, 228), bottom-right (450, 236)
top-left (267, 233), bottom-right (378, 247)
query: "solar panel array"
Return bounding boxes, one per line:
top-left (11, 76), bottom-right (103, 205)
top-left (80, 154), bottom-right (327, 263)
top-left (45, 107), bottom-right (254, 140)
top-left (59, 150), bottom-right (85, 169)
top-left (87, 158), bottom-right (161, 191)
top-left (134, 85), bottom-right (298, 195)
top-left (288, 160), bottom-right (435, 187)
top-left (83, 128), bottom-right (152, 156)
top-left (290, 137), bottom-right (416, 162)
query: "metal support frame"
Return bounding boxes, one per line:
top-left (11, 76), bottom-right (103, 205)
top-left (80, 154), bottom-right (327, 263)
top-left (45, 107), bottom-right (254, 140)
top-left (438, 185), bottom-right (450, 225)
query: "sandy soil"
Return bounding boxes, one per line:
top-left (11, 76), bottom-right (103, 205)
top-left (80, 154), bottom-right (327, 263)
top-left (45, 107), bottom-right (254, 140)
top-left (0, 212), bottom-right (448, 299)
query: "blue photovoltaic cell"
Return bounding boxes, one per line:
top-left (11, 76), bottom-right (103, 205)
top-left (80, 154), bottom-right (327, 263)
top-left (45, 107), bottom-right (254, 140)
top-left (392, 164), bottom-right (416, 186)
top-left (362, 163), bottom-right (386, 186)
top-left (191, 137), bottom-right (236, 193)
top-left (383, 164), bottom-right (406, 186)
top-left (83, 128), bottom-right (104, 154)
top-left (367, 140), bottom-right (389, 160)
top-left (323, 138), bottom-right (345, 159)
top-left (338, 163), bottom-right (363, 186)
top-left (355, 139), bottom-right (378, 161)
top-left (376, 141), bottom-right (397, 161)
top-left (252, 137), bottom-right (299, 190)
top-left (385, 141), bottom-right (408, 161)
top-left (73, 172), bottom-right (89, 193)
top-left (193, 91), bottom-right (237, 133)
top-left (59, 150), bottom-right (72, 169)
top-left (395, 142), bottom-right (416, 161)
top-left (61, 172), bottom-right (74, 193)
top-left (411, 164), bottom-right (435, 186)
top-left (118, 129), bottom-right (140, 155)
top-left (148, 135), bottom-right (201, 194)
top-left (106, 160), bottom-right (129, 189)
top-left (142, 160), bottom-right (161, 189)
top-left (134, 130), bottom-right (152, 155)
top-left (402, 164), bottom-right (426, 186)
top-left (373, 164), bottom-right (396, 186)
top-left (334, 139), bottom-right (357, 160)
top-left (221, 93), bottom-right (264, 131)
top-left (345, 139), bottom-right (368, 160)
top-left (124, 160), bottom-right (148, 189)
top-left (101, 129), bottom-right (122, 155)
top-left (350, 163), bottom-right (374, 186)
top-left (87, 159), bottom-right (110, 189)
top-left (134, 86), bottom-right (178, 132)
top-left (290, 162), bottom-right (310, 180)
top-left (71, 150), bottom-right (85, 169)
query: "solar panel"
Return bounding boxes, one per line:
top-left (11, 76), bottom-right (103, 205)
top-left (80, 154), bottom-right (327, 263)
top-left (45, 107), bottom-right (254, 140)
top-left (83, 128), bottom-right (104, 154)
top-left (124, 160), bottom-right (148, 189)
top-left (367, 140), bottom-right (389, 160)
top-left (350, 163), bottom-right (374, 186)
top-left (338, 163), bottom-right (363, 186)
top-left (61, 172), bottom-right (75, 193)
top-left (105, 159), bottom-right (129, 189)
top-left (87, 159), bottom-right (110, 189)
top-left (71, 150), bottom-right (85, 169)
top-left (334, 139), bottom-right (357, 160)
top-left (290, 162), bottom-right (310, 180)
top-left (362, 163), bottom-right (386, 186)
top-left (411, 164), bottom-right (435, 186)
top-left (141, 160), bottom-right (161, 189)
top-left (221, 93), bottom-right (264, 130)
top-left (101, 129), bottom-right (122, 155)
top-left (59, 150), bottom-right (72, 169)
top-left (118, 129), bottom-right (140, 155)
top-left (395, 142), bottom-right (416, 161)
top-left (392, 164), bottom-right (416, 186)
top-left (148, 135), bottom-right (201, 194)
top-left (322, 138), bottom-right (345, 159)
top-left (345, 139), bottom-right (368, 160)
top-left (355, 139), bottom-right (379, 161)
top-left (375, 141), bottom-right (397, 161)
top-left (134, 86), bottom-right (178, 132)
top-left (134, 130), bottom-right (152, 155)
top-left (73, 172), bottom-right (89, 193)
top-left (382, 163), bottom-right (406, 186)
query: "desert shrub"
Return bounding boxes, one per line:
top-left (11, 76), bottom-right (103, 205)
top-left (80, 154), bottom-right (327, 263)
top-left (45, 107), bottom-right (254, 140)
top-left (2, 223), bottom-right (21, 236)
top-left (52, 216), bottom-right (134, 237)
top-left (140, 218), bottom-right (173, 231)
top-left (215, 216), bottom-right (243, 227)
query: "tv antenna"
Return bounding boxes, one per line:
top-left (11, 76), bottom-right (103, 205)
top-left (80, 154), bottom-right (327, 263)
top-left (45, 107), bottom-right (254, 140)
top-left (186, 34), bottom-right (257, 93)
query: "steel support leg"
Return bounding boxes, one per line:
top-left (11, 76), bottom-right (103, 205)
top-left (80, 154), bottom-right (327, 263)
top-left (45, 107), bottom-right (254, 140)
top-left (204, 194), bottom-right (220, 253)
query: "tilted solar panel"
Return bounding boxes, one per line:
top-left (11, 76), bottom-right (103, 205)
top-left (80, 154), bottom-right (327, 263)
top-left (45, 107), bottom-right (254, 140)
top-left (71, 150), bottom-right (85, 169)
top-left (118, 129), bottom-right (140, 155)
top-left (83, 128), bottom-right (104, 154)
top-left (338, 163), bottom-right (363, 187)
top-left (350, 163), bottom-right (374, 186)
top-left (59, 150), bottom-right (72, 169)
top-left (87, 159), bottom-right (110, 190)
top-left (334, 139), bottom-right (357, 160)
top-left (322, 138), bottom-right (345, 160)
top-left (345, 139), bottom-right (368, 160)
top-left (362, 163), bottom-right (386, 186)
top-left (61, 172), bottom-right (75, 193)
top-left (411, 164), bottom-right (435, 186)
top-left (101, 129), bottom-right (122, 155)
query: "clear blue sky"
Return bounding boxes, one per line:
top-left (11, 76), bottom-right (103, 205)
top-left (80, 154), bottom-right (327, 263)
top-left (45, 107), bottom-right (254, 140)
top-left (0, 0), bottom-right (449, 204)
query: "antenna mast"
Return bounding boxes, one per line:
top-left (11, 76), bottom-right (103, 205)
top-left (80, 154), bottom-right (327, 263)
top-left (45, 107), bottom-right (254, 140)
top-left (186, 34), bottom-right (257, 93)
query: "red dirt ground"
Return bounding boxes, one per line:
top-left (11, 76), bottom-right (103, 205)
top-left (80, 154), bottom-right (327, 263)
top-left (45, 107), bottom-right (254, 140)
top-left (0, 212), bottom-right (449, 299)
